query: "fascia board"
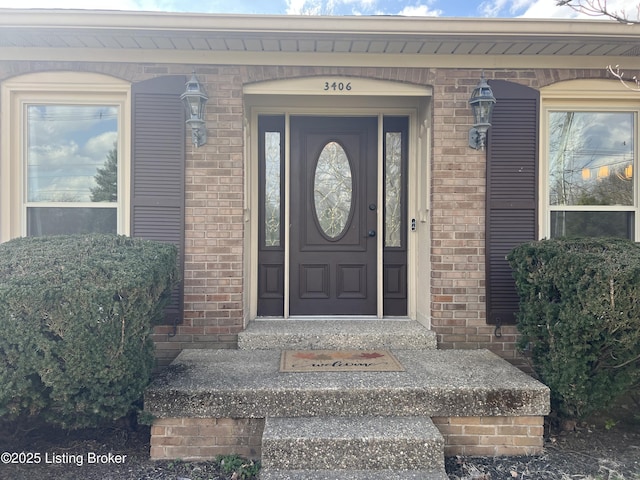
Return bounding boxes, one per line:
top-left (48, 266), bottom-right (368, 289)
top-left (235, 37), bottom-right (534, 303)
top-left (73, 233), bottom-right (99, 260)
top-left (1, 9), bottom-right (639, 43)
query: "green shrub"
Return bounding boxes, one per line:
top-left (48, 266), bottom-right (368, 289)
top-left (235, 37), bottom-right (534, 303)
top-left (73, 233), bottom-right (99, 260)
top-left (216, 455), bottom-right (261, 479)
top-left (508, 237), bottom-right (640, 419)
top-left (0, 234), bottom-right (178, 429)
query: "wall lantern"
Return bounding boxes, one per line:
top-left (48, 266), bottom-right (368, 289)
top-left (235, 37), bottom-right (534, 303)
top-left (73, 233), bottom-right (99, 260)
top-left (180, 72), bottom-right (208, 148)
top-left (468, 74), bottom-right (496, 150)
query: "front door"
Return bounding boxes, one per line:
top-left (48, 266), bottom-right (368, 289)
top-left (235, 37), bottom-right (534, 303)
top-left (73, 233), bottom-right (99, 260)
top-left (290, 116), bottom-right (378, 315)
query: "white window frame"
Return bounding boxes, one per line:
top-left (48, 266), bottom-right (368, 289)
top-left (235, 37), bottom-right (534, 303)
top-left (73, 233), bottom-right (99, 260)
top-left (540, 79), bottom-right (640, 240)
top-left (1, 72), bottom-right (131, 242)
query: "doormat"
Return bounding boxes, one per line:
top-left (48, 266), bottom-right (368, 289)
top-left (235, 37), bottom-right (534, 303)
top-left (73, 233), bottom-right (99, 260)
top-left (280, 350), bottom-right (404, 373)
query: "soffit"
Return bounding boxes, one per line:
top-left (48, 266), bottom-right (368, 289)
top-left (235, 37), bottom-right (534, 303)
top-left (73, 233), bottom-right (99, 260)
top-left (1, 9), bottom-right (639, 60)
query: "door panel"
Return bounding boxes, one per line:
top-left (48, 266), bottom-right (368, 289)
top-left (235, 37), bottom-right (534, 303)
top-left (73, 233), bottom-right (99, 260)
top-left (290, 116), bottom-right (377, 315)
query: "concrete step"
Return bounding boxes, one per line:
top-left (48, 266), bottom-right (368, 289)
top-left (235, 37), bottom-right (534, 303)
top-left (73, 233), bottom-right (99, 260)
top-left (260, 416), bottom-right (446, 476)
top-left (147, 347), bottom-right (550, 464)
top-left (259, 469), bottom-right (448, 480)
top-left (237, 319), bottom-right (437, 350)
top-left (145, 349), bottom-right (549, 419)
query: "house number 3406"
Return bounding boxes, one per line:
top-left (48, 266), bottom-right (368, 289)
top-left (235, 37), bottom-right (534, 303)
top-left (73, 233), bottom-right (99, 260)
top-left (323, 81), bottom-right (352, 92)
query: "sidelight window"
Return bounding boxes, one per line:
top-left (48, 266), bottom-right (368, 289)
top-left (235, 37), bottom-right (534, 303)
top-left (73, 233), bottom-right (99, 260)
top-left (383, 117), bottom-right (408, 316)
top-left (385, 131), bottom-right (403, 247)
top-left (264, 131), bottom-right (282, 246)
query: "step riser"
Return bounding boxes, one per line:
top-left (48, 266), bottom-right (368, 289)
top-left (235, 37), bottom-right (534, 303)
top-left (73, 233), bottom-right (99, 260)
top-left (258, 470), bottom-right (449, 480)
top-left (261, 416), bottom-right (445, 473)
top-left (262, 440), bottom-right (444, 470)
top-left (146, 381), bottom-right (547, 419)
top-left (144, 349), bottom-right (549, 420)
top-left (238, 320), bottom-right (438, 350)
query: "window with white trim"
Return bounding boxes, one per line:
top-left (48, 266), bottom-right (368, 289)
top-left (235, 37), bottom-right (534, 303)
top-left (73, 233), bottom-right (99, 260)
top-left (1, 72), bottom-right (130, 241)
top-left (541, 80), bottom-right (639, 240)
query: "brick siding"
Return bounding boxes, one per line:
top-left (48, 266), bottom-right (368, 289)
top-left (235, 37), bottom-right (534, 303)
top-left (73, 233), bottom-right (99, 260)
top-left (150, 418), bottom-right (265, 461)
top-left (432, 415), bottom-right (546, 456)
top-left (149, 415), bottom-right (545, 460)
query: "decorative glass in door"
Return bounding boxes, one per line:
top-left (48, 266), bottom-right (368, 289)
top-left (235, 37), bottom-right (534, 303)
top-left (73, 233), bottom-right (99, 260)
top-left (314, 141), bottom-right (353, 240)
top-left (264, 131), bottom-right (282, 247)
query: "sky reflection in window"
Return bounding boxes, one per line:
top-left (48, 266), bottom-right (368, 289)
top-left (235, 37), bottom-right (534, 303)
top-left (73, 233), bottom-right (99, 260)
top-left (27, 105), bottom-right (118, 203)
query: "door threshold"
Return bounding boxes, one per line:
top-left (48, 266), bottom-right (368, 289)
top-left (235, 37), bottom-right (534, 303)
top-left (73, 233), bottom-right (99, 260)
top-left (254, 316), bottom-right (414, 321)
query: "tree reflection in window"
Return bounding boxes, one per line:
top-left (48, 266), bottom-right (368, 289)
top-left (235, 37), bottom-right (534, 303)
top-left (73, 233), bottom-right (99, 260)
top-left (549, 111), bottom-right (633, 207)
top-left (91, 143), bottom-right (118, 202)
top-left (548, 111), bottom-right (635, 239)
top-left (385, 132), bottom-right (402, 247)
top-left (314, 141), bottom-right (353, 239)
top-left (264, 132), bottom-right (281, 246)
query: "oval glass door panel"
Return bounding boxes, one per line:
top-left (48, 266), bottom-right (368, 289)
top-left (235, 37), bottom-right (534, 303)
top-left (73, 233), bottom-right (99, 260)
top-left (314, 141), bottom-right (353, 239)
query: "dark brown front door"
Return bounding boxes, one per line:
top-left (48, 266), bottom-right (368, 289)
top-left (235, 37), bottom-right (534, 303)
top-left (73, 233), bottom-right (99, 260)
top-left (290, 116), bottom-right (378, 315)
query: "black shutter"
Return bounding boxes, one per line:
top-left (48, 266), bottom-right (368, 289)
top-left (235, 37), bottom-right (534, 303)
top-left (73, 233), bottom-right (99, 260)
top-left (486, 80), bottom-right (539, 325)
top-left (131, 76), bottom-right (186, 325)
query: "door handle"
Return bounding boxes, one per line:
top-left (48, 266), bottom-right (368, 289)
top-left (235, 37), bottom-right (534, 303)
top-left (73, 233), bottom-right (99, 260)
top-left (367, 230), bottom-right (376, 237)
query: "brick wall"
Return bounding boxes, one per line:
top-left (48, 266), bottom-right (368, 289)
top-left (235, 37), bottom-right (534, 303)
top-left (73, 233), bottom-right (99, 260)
top-left (149, 415), bottom-right (544, 460)
top-left (429, 69), bottom-right (524, 367)
top-left (432, 415), bottom-right (546, 456)
top-left (150, 417), bottom-right (265, 460)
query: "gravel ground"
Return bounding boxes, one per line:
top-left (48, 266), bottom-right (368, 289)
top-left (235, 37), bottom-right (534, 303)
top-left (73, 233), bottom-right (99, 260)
top-left (446, 423), bottom-right (640, 480)
top-left (0, 414), bottom-right (639, 480)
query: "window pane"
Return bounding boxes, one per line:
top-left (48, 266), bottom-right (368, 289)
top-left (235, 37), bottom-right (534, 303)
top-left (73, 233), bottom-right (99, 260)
top-left (385, 132), bottom-right (402, 247)
top-left (264, 131), bottom-right (281, 247)
top-left (549, 111), bottom-right (633, 206)
top-left (27, 105), bottom-right (118, 203)
top-left (550, 211), bottom-right (633, 239)
top-left (27, 207), bottom-right (117, 236)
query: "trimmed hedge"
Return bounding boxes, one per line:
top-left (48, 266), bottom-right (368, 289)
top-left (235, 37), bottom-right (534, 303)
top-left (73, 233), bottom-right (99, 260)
top-left (508, 237), bottom-right (640, 419)
top-left (0, 234), bottom-right (178, 429)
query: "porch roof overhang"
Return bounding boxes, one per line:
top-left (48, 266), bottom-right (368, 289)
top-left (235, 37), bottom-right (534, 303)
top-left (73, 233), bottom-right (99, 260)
top-left (1, 9), bottom-right (640, 69)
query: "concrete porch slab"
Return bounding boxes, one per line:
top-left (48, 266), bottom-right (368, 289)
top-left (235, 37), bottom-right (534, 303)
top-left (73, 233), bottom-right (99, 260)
top-left (145, 349), bottom-right (549, 419)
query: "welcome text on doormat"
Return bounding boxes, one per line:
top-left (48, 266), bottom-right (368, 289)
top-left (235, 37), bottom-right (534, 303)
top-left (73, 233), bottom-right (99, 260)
top-left (280, 350), bottom-right (404, 372)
